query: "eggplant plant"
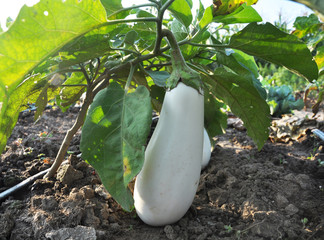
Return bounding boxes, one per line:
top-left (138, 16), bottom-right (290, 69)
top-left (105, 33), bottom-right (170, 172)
top-left (0, 0), bottom-right (319, 223)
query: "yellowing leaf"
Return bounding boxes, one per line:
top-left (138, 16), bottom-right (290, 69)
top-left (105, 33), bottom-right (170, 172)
top-left (213, 0), bottom-right (258, 16)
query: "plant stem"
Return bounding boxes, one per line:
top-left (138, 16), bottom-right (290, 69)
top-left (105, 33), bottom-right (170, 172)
top-left (93, 58), bottom-right (101, 80)
top-left (105, 17), bottom-right (158, 26)
top-left (125, 63), bottom-right (136, 93)
top-left (153, 0), bottom-right (175, 54)
top-left (161, 29), bottom-right (179, 50)
top-left (107, 3), bottom-right (158, 19)
top-left (61, 84), bottom-right (88, 87)
top-left (43, 88), bottom-right (93, 179)
top-left (79, 63), bottom-right (91, 84)
top-left (187, 41), bottom-right (227, 49)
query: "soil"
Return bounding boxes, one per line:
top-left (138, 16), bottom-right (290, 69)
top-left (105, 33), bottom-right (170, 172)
top-left (1, 106), bottom-right (324, 240)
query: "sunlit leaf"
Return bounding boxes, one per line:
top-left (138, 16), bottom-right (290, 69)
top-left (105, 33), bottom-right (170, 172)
top-left (146, 70), bottom-right (170, 87)
top-left (202, 68), bottom-right (270, 150)
top-left (167, 0), bottom-right (193, 28)
top-left (0, 0), bottom-right (107, 93)
top-left (100, 0), bottom-right (124, 19)
top-left (229, 22), bottom-right (319, 81)
top-left (80, 82), bottom-right (152, 211)
top-left (59, 72), bottom-right (87, 108)
top-left (0, 75), bottom-right (58, 153)
top-left (213, 0), bottom-right (258, 15)
top-left (204, 93), bottom-right (227, 144)
top-left (212, 4), bottom-right (261, 25)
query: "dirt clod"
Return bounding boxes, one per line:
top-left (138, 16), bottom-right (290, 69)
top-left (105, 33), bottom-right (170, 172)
top-left (1, 107), bottom-right (324, 239)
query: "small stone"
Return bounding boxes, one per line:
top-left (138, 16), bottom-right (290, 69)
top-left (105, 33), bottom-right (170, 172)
top-left (69, 188), bottom-right (83, 200)
top-left (0, 213), bottom-right (15, 238)
top-left (41, 196), bottom-right (58, 211)
top-left (83, 207), bottom-right (100, 228)
top-left (76, 161), bottom-right (89, 170)
top-left (197, 232), bottom-right (208, 240)
top-left (110, 223), bottom-right (120, 230)
top-left (45, 225), bottom-right (97, 240)
top-left (56, 164), bottom-right (84, 185)
top-left (80, 185), bottom-right (95, 199)
top-left (164, 225), bottom-right (178, 240)
top-left (285, 204), bottom-right (299, 216)
top-left (295, 174), bottom-right (312, 190)
top-left (95, 185), bottom-right (111, 200)
top-left (31, 196), bottom-right (42, 209)
top-left (275, 193), bottom-right (289, 209)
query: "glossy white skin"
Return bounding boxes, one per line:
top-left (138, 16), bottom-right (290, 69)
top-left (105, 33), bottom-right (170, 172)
top-left (134, 82), bottom-right (204, 226)
top-left (201, 129), bottom-right (212, 170)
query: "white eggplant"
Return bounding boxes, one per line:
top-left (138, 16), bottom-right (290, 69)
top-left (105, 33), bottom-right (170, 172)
top-left (202, 128), bottom-right (212, 170)
top-left (134, 82), bottom-right (204, 226)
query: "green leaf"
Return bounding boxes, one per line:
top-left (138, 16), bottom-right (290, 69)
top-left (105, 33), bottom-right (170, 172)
top-left (146, 70), bottom-right (170, 87)
top-left (202, 68), bottom-right (270, 150)
top-left (100, 0), bottom-right (124, 19)
top-left (315, 45), bottom-right (324, 70)
top-left (199, 3), bottom-right (261, 28)
top-left (0, 74), bottom-right (57, 153)
top-left (215, 49), bottom-right (266, 99)
top-left (6, 17), bottom-right (13, 28)
top-left (59, 72), bottom-right (87, 108)
top-left (58, 25), bottom-right (123, 69)
top-left (191, 27), bottom-right (210, 43)
top-left (34, 86), bottom-right (48, 121)
top-left (0, 0), bottom-right (107, 93)
top-left (292, 14), bottom-right (322, 41)
top-left (293, 14), bottom-right (320, 31)
top-left (197, 0), bottom-right (205, 21)
top-left (204, 93), bottom-right (227, 144)
top-left (167, 0), bottom-right (193, 28)
top-left (80, 82), bottom-right (152, 211)
top-left (229, 22), bottom-right (319, 82)
top-left (199, 6), bottom-right (213, 29)
top-left (212, 4), bottom-right (262, 25)
top-left (171, 19), bottom-right (188, 41)
top-left (124, 30), bottom-right (138, 45)
top-left (213, 0), bottom-right (258, 15)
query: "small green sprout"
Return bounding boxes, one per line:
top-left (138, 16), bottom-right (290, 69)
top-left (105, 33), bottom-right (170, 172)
top-left (224, 225), bottom-right (233, 233)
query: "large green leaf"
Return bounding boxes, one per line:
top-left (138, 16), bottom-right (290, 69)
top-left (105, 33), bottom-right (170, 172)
top-left (59, 72), bottom-right (87, 109)
top-left (0, 75), bottom-right (58, 153)
top-left (167, 0), bottom-right (193, 28)
top-left (212, 4), bottom-right (261, 25)
top-left (213, 0), bottom-right (258, 15)
top-left (204, 93), bottom-right (227, 143)
top-left (100, 0), bottom-right (123, 19)
top-left (199, 4), bottom-right (261, 28)
top-left (228, 22), bottom-right (319, 81)
top-left (171, 19), bottom-right (188, 41)
top-left (202, 68), bottom-right (271, 150)
top-left (0, 0), bottom-right (107, 93)
top-left (58, 25), bottom-right (124, 69)
top-left (215, 49), bottom-right (267, 99)
top-left (80, 82), bottom-right (152, 211)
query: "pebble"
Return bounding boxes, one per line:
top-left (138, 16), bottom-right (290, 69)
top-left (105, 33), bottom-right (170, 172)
top-left (285, 204), bottom-right (299, 216)
top-left (56, 164), bottom-right (83, 185)
top-left (164, 225), bottom-right (178, 240)
top-left (275, 193), bottom-right (289, 209)
top-left (80, 185), bottom-right (95, 199)
top-left (45, 225), bottom-right (97, 240)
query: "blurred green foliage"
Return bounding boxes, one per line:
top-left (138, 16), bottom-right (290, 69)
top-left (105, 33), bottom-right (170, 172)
top-left (267, 85), bottom-right (304, 117)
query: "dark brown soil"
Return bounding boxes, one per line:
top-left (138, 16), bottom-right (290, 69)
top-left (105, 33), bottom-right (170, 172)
top-left (1, 106), bottom-right (324, 240)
